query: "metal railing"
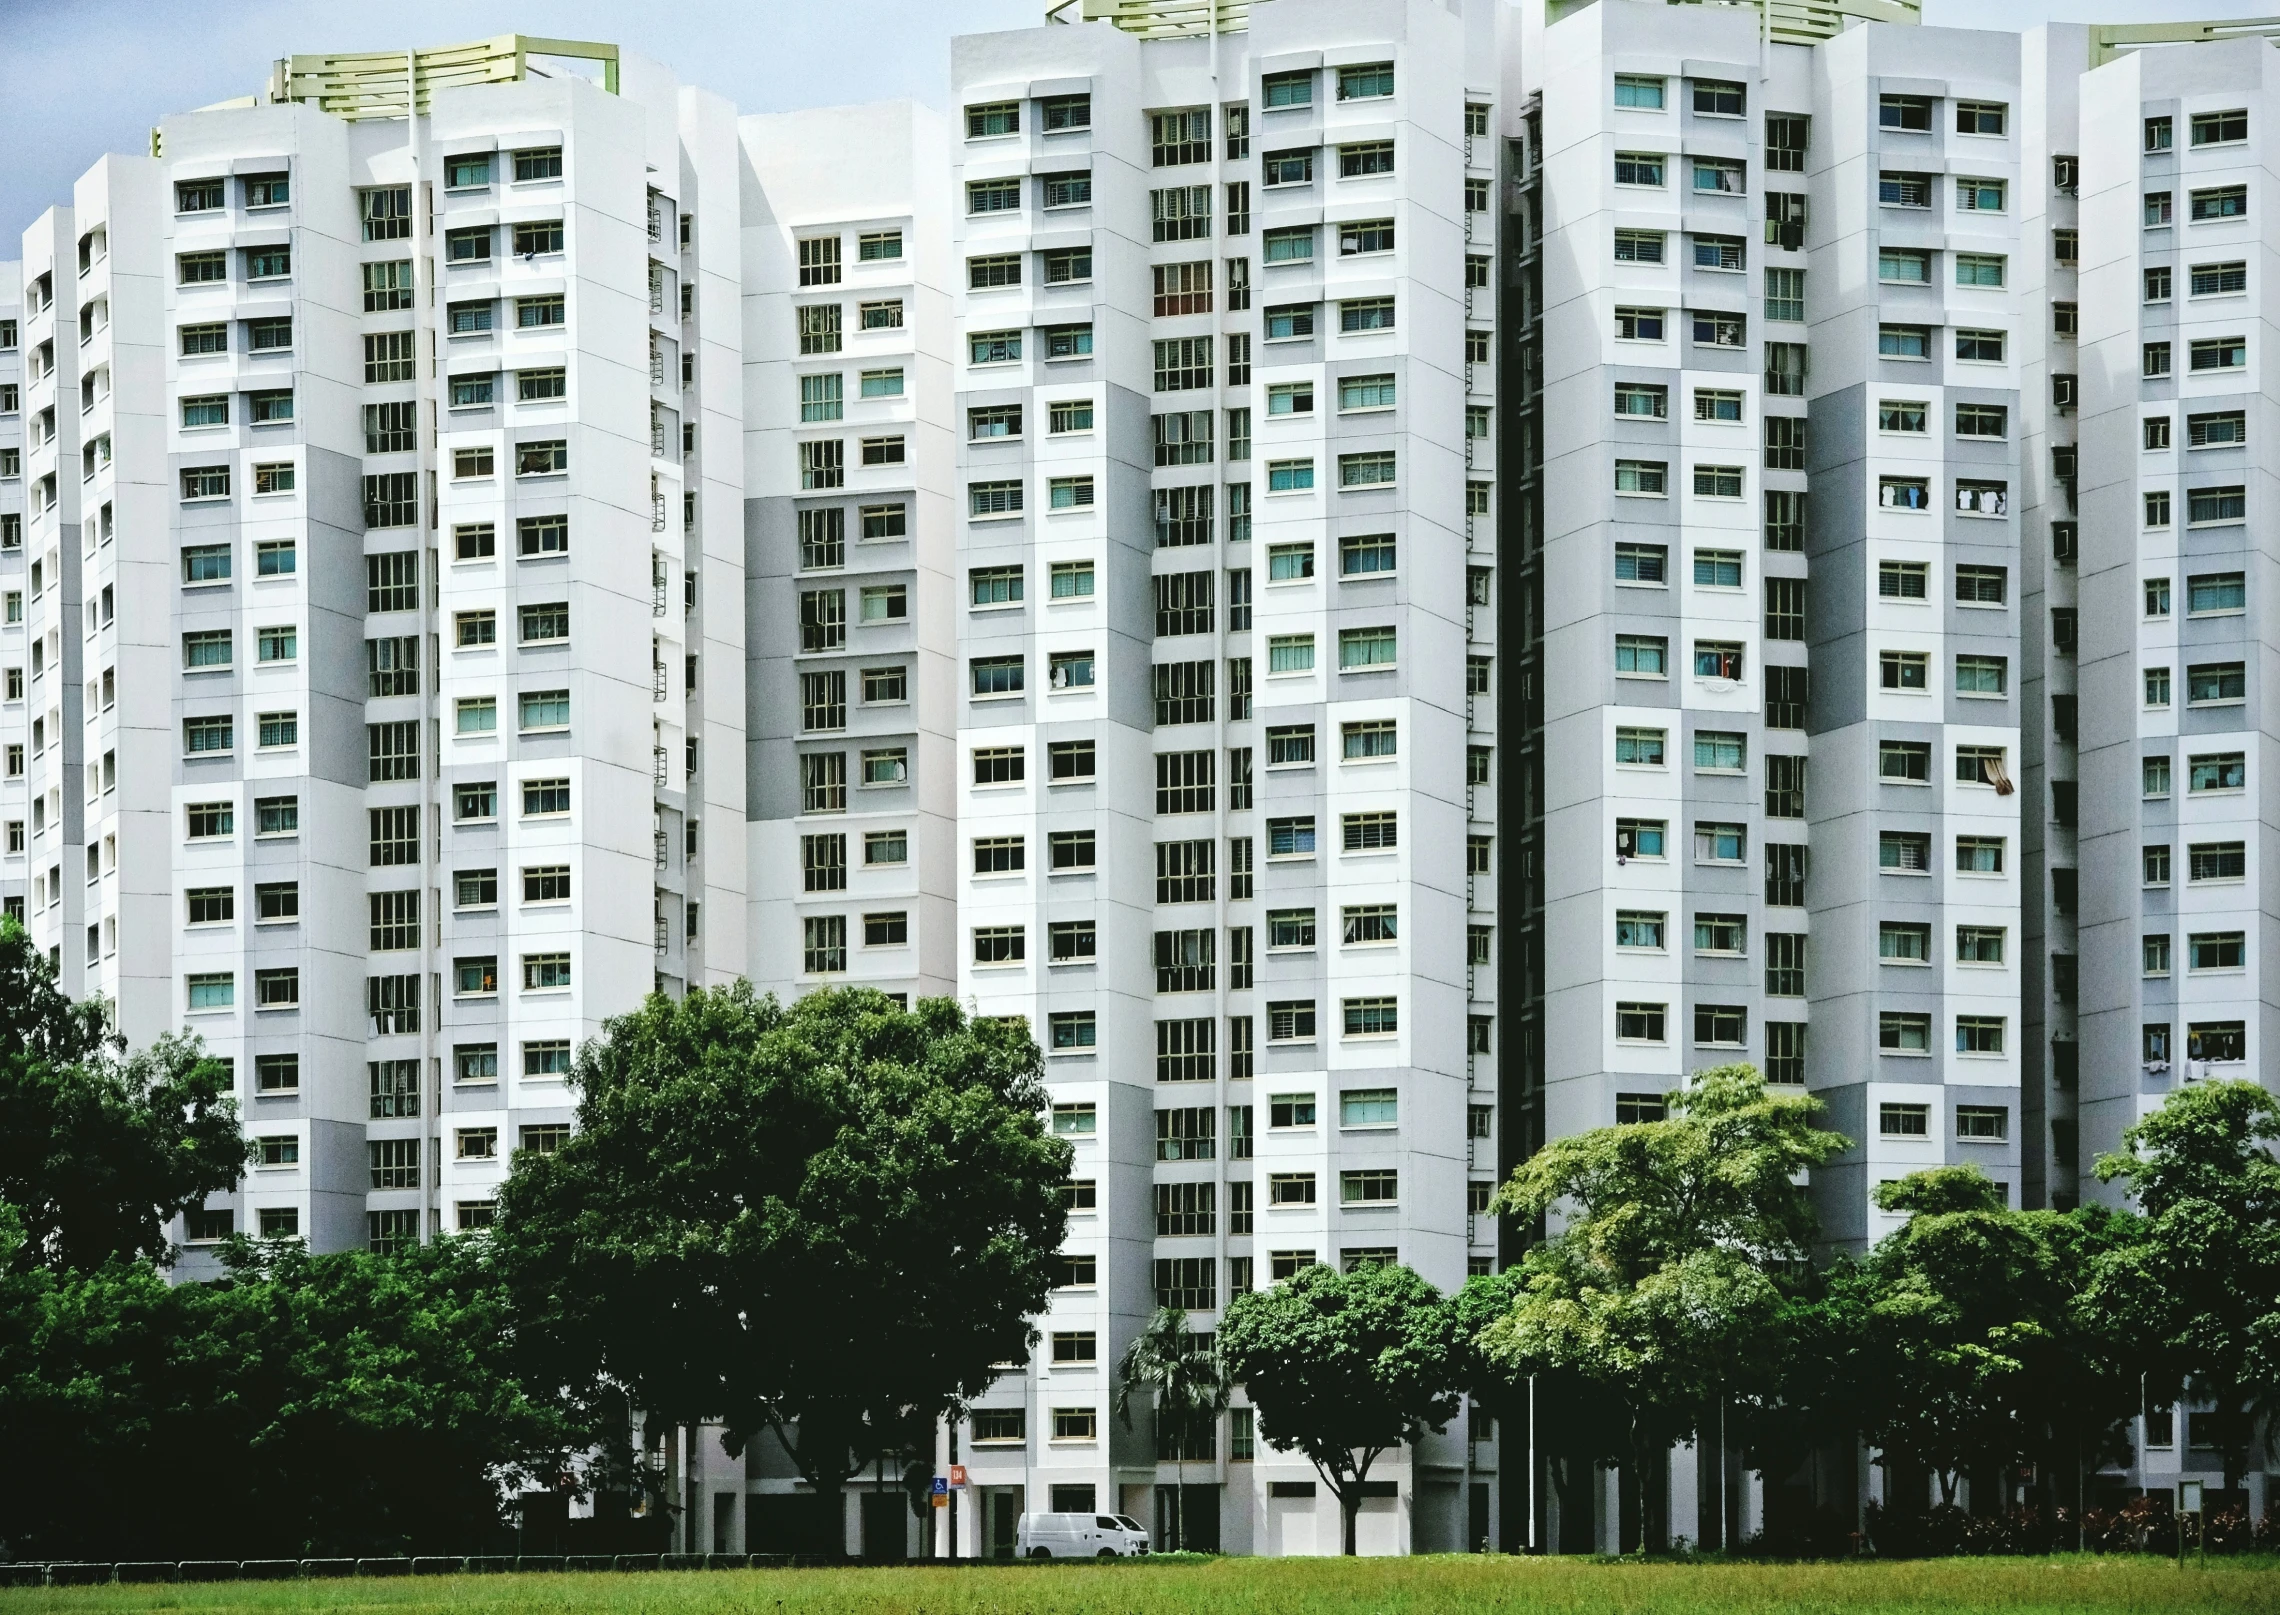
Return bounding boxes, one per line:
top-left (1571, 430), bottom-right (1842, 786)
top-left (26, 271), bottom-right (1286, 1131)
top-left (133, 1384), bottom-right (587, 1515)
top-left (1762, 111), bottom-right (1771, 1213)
top-left (1544, 0), bottom-right (1918, 44)
top-left (2091, 17), bottom-right (2280, 66)
top-left (1049, 0), bottom-right (1253, 34)
top-left (264, 35), bottom-right (619, 121)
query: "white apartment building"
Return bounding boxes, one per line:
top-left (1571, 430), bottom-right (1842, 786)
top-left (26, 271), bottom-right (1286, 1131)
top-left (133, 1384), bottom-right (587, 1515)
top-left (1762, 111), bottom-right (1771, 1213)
top-left (9, 40), bottom-right (749, 1262)
top-left (743, 101), bottom-right (962, 1004)
top-left (938, 0), bottom-right (1513, 1558)
top-left (5, 0), bottom-right (2276, 1562)
top-left (1, 264), bottom-right (23, 922)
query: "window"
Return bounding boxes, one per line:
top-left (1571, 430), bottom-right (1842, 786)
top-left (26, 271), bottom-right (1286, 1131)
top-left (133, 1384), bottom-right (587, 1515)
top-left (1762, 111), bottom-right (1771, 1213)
top-left (1338, 141), bottom-right (1394, 179)
top-left (1155, 839), bottom-right (1215, 905)
top-left (1615, 635), bottom-right (1668, 678)
top-left (1955, 655), bottom-right (2007, 697)
top-left (1614, 459), bottom-right (1667, 496)
top-left (2192, 109), bottom-right (2248, 147)
top-left (1616, 728), bottom-right (1666, 767)
top-left (1953, 329), bottom-right (2005, 364)
top-left (2191, 186), bottom-right (2248, 223)
top-left (2191, 261), bottom-right (2248, 297)
top-left (1880, 832), bottom-right (1931, 873)
top-left (1876, 94), bottom-right (1932, 132)
top-left (1695, 913), bottom-right (1745, 956)
top-left (1694, 733), bottom-right (1745, 774)
top-left (1614, 229), bottom-right (1668, 268)
top-left (1611, 73), bottom-right (1668, 108)
top-left (1152, 107), bottom-right (1212, 166)
top-left (1156, 1020), bottom-right (1216, 1084)
top-left (2187, 662), bottom-right (2246, 706)
top-left (2187, 484), bottom-right (2247, 527)
top-left (1615, 544), bottom-right (1667, 584)
top-left (1617, 1003), bottom-right (1666, 1043)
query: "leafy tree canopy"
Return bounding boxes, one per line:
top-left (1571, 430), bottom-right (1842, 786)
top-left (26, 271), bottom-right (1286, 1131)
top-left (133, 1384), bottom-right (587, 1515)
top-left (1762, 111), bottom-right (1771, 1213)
top-left (493, 984), bottom-right (1070, 1513)
top-left (1220, 1261), bottom-right (1457, 1554)
top-left (0, 1224), bottom-right (566, 1560)
top-left (0, 918), bottom-right (247, 1274)
top-left (1478, 1065), bottom-right (1845, 1548)
top-left (2092, 1079), bottom-right (2280, 1488)
top-left (1494, 1062), bottom-right (1848, 1284)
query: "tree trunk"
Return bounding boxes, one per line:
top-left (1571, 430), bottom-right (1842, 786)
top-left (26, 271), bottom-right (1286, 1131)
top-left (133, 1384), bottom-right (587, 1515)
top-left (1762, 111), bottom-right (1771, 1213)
top-left (1632, 1432), bottom-right (1660, 1554)
top-left (1343, 1488), bottom-right (1360, 1555)
top-left (1173, 1431), bottom-right (1185, 1551)
top-left (809, 1473), bottom-right (841, 1560)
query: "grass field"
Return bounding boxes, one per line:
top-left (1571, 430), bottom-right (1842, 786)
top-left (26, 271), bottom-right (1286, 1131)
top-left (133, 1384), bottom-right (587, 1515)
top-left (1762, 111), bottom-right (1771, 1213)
top-left (2, 1556), bottom-right (2276, 1615)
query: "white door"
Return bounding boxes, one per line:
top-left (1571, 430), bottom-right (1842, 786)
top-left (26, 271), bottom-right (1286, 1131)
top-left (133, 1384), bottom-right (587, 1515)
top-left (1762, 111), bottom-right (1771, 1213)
top-left (1268, 1495), bottom-right (1318, 1556)
top-left (1355, 1495), bottom-right (1400, 1556)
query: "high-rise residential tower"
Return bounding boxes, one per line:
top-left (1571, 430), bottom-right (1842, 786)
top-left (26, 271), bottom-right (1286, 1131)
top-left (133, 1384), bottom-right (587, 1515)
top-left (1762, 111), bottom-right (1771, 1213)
top-left (1, 264), bottom-right (25, 923)
top-left (940, 0), bottom-right (1514, 1556)
top-left (11, 39), bottom-right (749, 1261)
top-left (4, 0), bottom-right (2275, 1560)
top-left (743, 101), bottom-right (962, 1005)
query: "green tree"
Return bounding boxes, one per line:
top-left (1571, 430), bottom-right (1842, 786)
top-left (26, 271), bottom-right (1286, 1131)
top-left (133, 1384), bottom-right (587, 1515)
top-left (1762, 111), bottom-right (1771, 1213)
top-left (1219, 1261), bottom-right (1458, 1555)
top-left (0, 1224), bottom-right (567, 1559)
top-left (2018, 1202), bottom-right (2143, 1536)
top-left (1447, 1266), bottom-right (1528, 1439)
top-left (1114, 1306), bottom-right (1231, 1547)
top-left (2093, 1078), bottom-right (2280, 1495)
top-left (1831, 1169), bottom-right (2056, 1507)
top-left (0, 917), bottom-right (246, 1273)
top-left (493, 984), bottom-right (1070, 1549)
top-left (1816, 1169), bottom-right (2142, 1526)
top-left (1478, 1064), bottom-right (1846, 1550)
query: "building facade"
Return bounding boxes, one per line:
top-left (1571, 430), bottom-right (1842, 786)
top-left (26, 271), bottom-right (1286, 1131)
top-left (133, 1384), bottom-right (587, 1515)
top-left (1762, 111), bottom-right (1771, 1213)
top-left (2, 0), bottom-right (2274, 1560)
top-left (743, 100), bottom-right (962, 1006)
top-left (2, 264), bottom-right (26, 924)
top-left (934, 0), bottom-right (1515, 1557)
top-left (8, 42), bottom-right (749, 1262)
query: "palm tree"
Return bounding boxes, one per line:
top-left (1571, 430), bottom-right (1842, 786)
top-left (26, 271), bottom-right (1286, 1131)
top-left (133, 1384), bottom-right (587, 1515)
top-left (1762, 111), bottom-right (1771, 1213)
top-left (1114, 1307), bottom-right (1232, 1549)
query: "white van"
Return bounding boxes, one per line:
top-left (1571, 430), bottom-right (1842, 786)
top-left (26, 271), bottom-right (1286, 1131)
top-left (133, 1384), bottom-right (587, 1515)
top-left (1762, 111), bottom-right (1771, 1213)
top-left (1014, 1511), bottom-right (1151, 1558)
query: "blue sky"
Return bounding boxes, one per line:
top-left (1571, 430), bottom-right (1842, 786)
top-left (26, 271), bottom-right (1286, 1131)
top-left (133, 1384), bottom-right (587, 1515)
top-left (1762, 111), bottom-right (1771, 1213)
top-left (3, 0), bottom-right (2275, 234)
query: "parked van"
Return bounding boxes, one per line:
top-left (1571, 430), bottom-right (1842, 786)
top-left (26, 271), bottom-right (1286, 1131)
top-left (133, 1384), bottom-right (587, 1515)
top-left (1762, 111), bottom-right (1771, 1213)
top-left (1014, 1511), bottom-right (1151, 1558)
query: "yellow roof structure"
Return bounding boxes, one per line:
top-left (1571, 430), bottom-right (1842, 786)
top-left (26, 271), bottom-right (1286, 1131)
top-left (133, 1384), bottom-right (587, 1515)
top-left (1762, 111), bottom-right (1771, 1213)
top-left (1050, 0), bottom-right (1921, 44)
top-left (264, 34), bottom-right (618, 120)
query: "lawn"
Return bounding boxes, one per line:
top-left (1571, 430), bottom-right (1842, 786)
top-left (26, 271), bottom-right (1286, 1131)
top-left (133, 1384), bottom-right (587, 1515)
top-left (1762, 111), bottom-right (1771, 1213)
top-left (1, 1556), bottom-right (2276, 1615)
